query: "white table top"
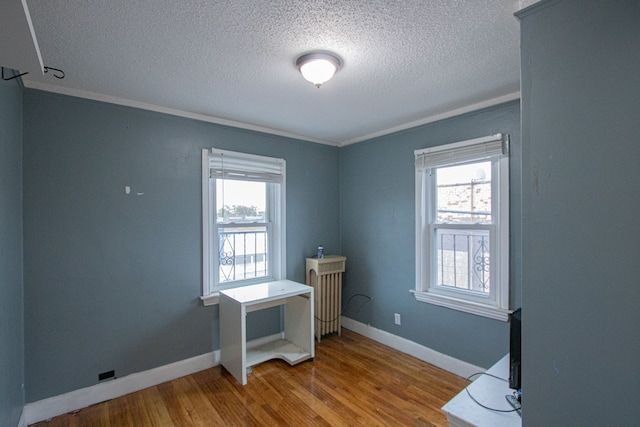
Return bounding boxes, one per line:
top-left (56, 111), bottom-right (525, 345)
top-left (220, 280), bottom-right (312, 305)
top-left (442, 354), bottom-right (521, 427)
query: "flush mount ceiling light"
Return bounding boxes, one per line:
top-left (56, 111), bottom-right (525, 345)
top-left (296, 52), bottom-right (342, 88)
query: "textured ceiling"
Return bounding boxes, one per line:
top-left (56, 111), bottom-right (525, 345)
top-left (19, 0), bottom-right (530, 146)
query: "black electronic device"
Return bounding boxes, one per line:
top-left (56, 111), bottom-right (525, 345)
top-left (508, 308), bottom-right (521, 392)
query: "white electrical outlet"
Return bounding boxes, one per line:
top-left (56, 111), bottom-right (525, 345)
top-left (394, 313), bottom-right (401, 325)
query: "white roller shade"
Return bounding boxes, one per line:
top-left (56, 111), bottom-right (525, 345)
top-left (415, 133), bottom-right (508, 169)
top-left (209, 148), bottom-right (285, 182)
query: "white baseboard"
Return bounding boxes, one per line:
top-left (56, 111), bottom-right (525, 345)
top-left (341, 316), bottom-right (483, 379)
top-left (22, 326), bottom-right (479, 425)
top-left (23, 350), bottom-right (220, 425)
top-left (247, 332), bottom-right (285, 349)
top-left (23, 331), bottom-right (286, 425)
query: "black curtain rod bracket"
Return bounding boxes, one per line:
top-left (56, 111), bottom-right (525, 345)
top-left (1, 67), bottom-right (28, 81)
top-left (2, 65), bottom-right (65, 81)
top-left (44, 66), bottom-right (65, 79)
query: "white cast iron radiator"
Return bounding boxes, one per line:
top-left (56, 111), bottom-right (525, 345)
top-left (306, 255), bottom-right (347, 342)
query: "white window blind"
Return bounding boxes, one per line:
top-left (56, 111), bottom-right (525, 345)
top-left (415, 133), bottom-right (508, 170)
top-left (209, 149), bottom-right (284, 183)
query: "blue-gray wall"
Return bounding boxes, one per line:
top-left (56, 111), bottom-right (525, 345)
top-left (0, 77), bottom-right (25, 426)
top-left (519, 0), bottom-right (640, 424)
top-left (339, 101), bottom-right (521, 369)
top-left (22, 90), bottom-right (340, 401)
top-left (11, 4), bottom-right (640, 423)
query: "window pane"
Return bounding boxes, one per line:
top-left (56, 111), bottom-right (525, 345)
top-left (216, 178), bottom-right (269, 284)
top-left (216, 179), bottom-right (266, 223)
top-left (435, 228), bottom-right (490, 294)
top-left (218, 225), bottom-right (268, 283)
top-left (436, 161), bottom-right (492, 224)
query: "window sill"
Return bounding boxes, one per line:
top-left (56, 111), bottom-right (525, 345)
top-left (411, 290), bottom-right (510, 321)
top-left (200, 293), bottom-right (220, 306)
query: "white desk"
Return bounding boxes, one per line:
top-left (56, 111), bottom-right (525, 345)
top-left (219, 280), bottom-right (314, 385)
top-left (442, 355), bottom-right (521, 427)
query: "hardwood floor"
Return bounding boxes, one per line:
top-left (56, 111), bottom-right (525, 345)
top-left (32, 329), bottom-right (468, 426)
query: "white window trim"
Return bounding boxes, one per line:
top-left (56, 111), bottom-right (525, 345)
top-left (414, 134), bottom-right (510, 321)
top-left (200, 148), bottom-right (286, 306)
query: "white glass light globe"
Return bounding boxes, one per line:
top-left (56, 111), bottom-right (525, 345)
top-left (296, 52), bottom-right (341, 88)
top-left (300, 59), bottom-right (337, 87)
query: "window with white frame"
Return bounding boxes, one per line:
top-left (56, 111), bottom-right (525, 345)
top-left (414, 134), bottom-right (510, 321)
top-left (201, 148), bottom-right (286, 305)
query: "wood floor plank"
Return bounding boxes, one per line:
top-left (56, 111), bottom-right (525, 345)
top-left (136, 386), bottom-right (174, 426)
top-left (31, 329), bottom-right (467, 426)
top-left (74, 401), bottom-right (110, 427)
top-left (278, 367), bottom-right (363, 426)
